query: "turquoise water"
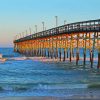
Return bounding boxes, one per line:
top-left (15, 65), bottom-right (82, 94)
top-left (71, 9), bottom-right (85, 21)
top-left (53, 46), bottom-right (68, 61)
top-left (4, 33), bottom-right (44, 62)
top-left (0, 48), bottom-right (100, 97)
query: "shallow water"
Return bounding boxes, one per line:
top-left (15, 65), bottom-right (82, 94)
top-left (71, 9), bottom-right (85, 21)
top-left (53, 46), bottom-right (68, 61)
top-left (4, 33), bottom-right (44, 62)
top-left (0, 48), bottom-right (100, 97)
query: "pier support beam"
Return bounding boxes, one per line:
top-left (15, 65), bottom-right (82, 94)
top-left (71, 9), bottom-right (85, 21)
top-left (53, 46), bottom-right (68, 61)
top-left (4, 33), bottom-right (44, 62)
top-left (76, 34), bottom-right (79, 65)
top-left (89, 33), bottom-right (92, 63)
top-left (67, 49), bottom-right (69, 58)
top-left (70, 34), bottom-right (72, 62)
top-left (48, 48), bottom-right (50, 58)
top-left (97, 50), bottom-right (100, 69)
top-left (55, 48), bottom-right (58, 59)
top-left (91, 32), bottom-right (96, 68)
top-left (63, 48), bottom-right (66, 62)
top-left (97, 32), bottom-right (100, 69)
top-left (83, 33), bottom-right (87, 67)
top-left (59, 48), bottom-right (62, 61)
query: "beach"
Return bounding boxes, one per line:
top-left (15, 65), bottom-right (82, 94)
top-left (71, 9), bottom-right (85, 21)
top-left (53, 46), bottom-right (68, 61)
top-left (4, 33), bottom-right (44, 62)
top-left (0, 95), bottom-right (100, 100)
top-left (0, 48), bottom-right (100, 99)
top-left (0, 0), bottom-right (100, 99)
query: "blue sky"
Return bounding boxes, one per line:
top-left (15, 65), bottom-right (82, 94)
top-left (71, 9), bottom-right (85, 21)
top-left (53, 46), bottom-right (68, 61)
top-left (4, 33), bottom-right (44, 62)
top-left (0, 0), bottom-right (100, 47)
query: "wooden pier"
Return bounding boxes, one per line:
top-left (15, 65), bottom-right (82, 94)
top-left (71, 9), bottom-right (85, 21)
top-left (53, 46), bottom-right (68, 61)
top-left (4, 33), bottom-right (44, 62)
top-left (14, 19), bottom-right (100, 68)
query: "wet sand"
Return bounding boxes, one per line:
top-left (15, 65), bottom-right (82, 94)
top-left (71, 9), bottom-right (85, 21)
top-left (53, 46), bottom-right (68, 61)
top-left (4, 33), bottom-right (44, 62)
top-left (0, 96), bottom-right (100, 100)
top-left (28, 57), bottom-right (98, 63)
top-left (8, 56), bottom-right (98, 63)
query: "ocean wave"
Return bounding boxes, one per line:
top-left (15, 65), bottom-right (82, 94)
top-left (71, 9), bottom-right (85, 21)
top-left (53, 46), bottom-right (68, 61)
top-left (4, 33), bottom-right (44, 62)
top-left (8, 57), bottom-right (27, 61)
top-left (3, 55), bottom-right (14, 58)
top-left (0, 83), bottom-right (88, 92)
top-left (0, 85), bottom-right (29, 92)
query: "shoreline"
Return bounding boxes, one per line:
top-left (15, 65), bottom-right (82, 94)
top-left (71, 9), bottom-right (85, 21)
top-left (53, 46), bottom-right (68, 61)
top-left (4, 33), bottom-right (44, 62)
top-left (9, 56), bottom-right (98, 62)
top-left (0, 95), bottom-right (100, 100)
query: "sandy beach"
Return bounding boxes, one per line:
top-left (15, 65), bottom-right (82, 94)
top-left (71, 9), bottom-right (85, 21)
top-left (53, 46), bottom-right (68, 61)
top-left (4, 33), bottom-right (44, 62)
top-left (0, 95), bottom-right (100, 100)
top-left (27, 57), bottom-right (98, 62)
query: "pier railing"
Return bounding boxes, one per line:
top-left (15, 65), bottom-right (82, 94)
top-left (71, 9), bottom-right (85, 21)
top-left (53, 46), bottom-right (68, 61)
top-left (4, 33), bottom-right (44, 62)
top-left (14, 19), bottom-right (100, 43)
top-left (14, 19), bottom-right (100, 69)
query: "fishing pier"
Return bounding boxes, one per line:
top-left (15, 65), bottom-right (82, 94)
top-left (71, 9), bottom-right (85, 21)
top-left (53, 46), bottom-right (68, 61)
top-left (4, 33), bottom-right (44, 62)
top-left (14, 19), bottom-right (100, 69)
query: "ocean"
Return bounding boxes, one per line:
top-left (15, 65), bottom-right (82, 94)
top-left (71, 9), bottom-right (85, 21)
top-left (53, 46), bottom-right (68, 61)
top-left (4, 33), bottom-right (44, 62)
top-left (0, 48), bottom-right (100, 97)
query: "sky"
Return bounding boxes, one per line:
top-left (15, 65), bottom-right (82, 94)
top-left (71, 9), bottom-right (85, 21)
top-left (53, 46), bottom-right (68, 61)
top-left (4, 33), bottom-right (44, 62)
top-left (0, 0), bottom-right (100, 47)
